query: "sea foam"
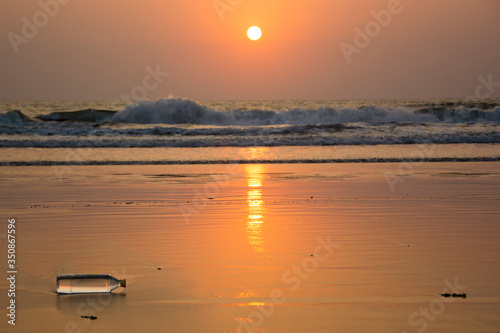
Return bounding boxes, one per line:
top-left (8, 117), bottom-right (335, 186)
top-left (109, 98), bottom-right (500, 125)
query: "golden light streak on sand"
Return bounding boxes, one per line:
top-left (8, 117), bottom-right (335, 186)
top-left (245, 164), bottom-right (266, 253)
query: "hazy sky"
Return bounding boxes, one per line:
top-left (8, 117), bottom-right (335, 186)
top-left (1, 0), bottom-right (499, 100)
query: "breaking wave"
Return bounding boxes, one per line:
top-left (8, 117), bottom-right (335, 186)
top-left (1, 98), bottom-right (499, 148)
top-left (109, 98), bottom-right (500, 125)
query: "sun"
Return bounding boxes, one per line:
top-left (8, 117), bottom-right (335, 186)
top-left (247, 26), bottom-right (262, 41)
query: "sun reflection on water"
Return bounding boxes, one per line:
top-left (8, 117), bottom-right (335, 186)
top-left (245, 164), bottom-right (266, 253)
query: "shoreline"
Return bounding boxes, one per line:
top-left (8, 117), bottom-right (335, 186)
top-left (1, 143), bottom-right (499, 166)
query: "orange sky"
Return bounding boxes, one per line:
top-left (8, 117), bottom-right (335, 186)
top-left (1, 0), bottom-right (499, 100)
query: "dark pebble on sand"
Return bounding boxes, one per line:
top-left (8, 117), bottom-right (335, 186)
top-left (441, 293), bottom-right (466, 298)
top-left (81, 315), bottom-right (98, 320)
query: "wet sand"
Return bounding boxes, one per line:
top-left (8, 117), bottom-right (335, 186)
top-left (1, 162), bottom-right (500, 332)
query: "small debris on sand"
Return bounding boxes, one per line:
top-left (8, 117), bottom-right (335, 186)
top-left (81, 315), bottom-right (98, 320)
top-left (441, 293), bottom-right (466, 299)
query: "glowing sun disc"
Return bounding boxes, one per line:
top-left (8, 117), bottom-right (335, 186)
top-left (247, 26), bottom-right (262, 41)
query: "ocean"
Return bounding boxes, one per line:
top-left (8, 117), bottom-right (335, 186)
top-left (1, 98), bottom-right (499, 165)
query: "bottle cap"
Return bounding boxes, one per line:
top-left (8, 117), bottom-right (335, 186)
top-left (120, 279), bottom-right (127, 288)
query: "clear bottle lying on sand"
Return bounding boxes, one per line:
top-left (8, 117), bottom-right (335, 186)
top-left (56, 274), bottom-right (126, 294)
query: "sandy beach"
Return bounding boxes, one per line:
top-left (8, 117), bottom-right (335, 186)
top-left (1, 162), bottom-right (499, 332)
top-left (3, 0), bottom-right (500, 331)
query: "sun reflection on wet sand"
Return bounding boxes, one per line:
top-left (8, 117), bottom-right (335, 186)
top-left (245, 164), bottom-right (266, 253)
